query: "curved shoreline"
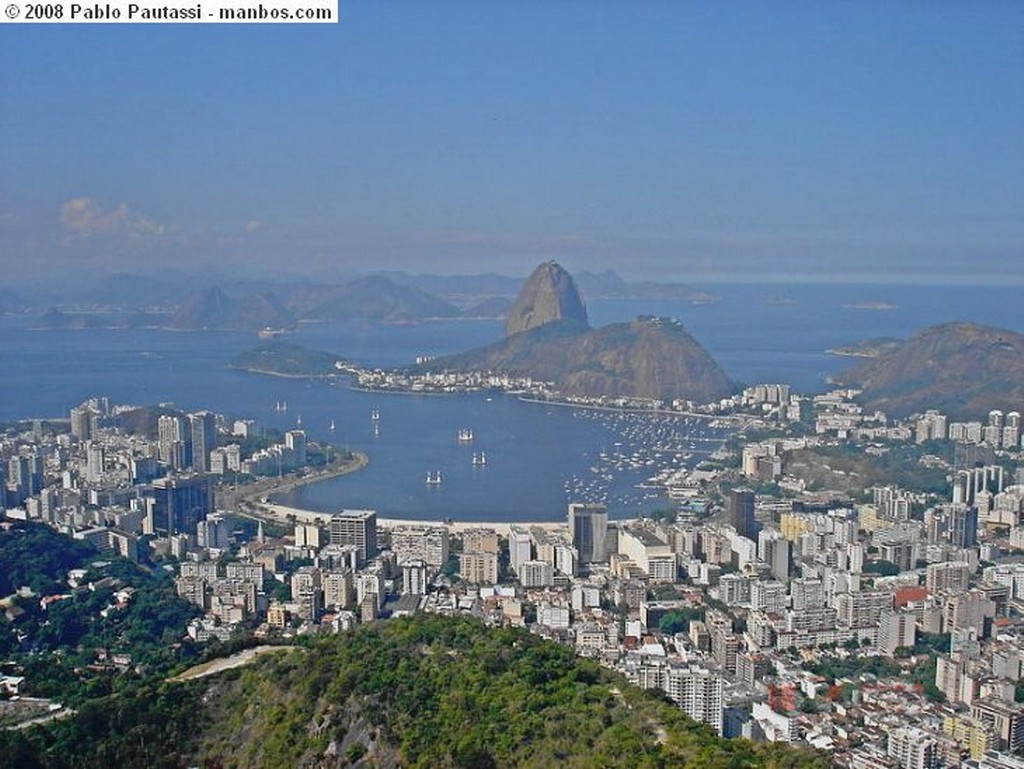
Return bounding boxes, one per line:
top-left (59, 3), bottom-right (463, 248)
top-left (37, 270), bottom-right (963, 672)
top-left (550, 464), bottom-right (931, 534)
top-left (228, 366), bottom-right (339, 380)
top-left (255, 500), bottom-right (567, 537)
top-left (515, 395), bottom-right (745, 423)
top-left (232, 451), bottom-right (369, 513)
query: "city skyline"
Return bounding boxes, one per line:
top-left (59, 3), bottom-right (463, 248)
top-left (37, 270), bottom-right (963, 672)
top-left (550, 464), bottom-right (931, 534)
top-left (2, 2), bottom-right (1022, 285)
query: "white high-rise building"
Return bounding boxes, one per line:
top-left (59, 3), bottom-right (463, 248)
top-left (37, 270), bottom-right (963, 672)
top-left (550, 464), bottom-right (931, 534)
top-left (290, 566), bottom-right (322, 620)
top-left (508, 526), bottom-right (532, 575)
top-left (196, 512), bottom-right (231, 550)
top-left (85, 442), bottom-right (105, 484)
top-left (790, 578), bottom-right (825, 611)
top-left (402, 560), bottom-right (428, 596)
top-left (389, 525), bottom-right (449, 569)
top-left (322, 570), bottom-right (353, 610)
top-left (329, 509), bottom-right (378, 564)
top-left (878, 611), bottom-right (917, 656)
top-left (285, 430), bottom-right (307, 467)
top-left (518, 559), bottom-right (554, 588)
top-left (887, 726), bottom-right (939, 769)
top-left (664, 665), bottom-right (724, 735)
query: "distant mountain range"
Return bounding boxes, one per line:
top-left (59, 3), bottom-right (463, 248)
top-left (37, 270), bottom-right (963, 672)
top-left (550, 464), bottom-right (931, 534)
top-left (834, 321), bottom-right (1024, 419)
top-left (280, 276), bottom-right (462, 324)
top-left (166, 287), bottom-right (292, 331)
top-left (381, 267), bottom-right (715, 304)
top-left (27, 307), bottom-right (170, 330)
top-left (23, 266), bottom-right (713, 332)
top-left (31, 277), bottom-right (469, 333)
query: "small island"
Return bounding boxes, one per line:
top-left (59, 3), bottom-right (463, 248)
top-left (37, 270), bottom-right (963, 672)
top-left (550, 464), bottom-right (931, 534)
top-left (229, 341), bottom-right (343, 378)
top-left (842, 300), bottom-right (896, 311)
top-left (825, 337), bottom-right (903, 359)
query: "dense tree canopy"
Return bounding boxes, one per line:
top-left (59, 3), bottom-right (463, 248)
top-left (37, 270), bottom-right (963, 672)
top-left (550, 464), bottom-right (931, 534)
top-left (4, 616), bottom-right (830, 769)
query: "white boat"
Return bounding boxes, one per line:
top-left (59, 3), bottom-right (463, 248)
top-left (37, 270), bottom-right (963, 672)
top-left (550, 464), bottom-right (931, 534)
top-left (457, 428), bottom-right (473, 442)
top-left (472, 452), bottom-right (487, 466)
top-left (426, 471), bottom-right (442, 485)
top-left (371, 409), bottom-right (380, 421)
top-left (329, 420), bottom-right (336, 431)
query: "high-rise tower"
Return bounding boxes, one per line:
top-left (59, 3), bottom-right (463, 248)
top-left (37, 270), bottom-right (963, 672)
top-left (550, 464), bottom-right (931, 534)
top-left (189, 411), bottom-right (217, 473)
top-left (158, 414), bottom-right (192, 470)
top-left (568, 502), bottom-right (607, 564)
top-left (329, 509), bottom-right (378, 565)
top-left (729, 488), bottom-right (756, 540)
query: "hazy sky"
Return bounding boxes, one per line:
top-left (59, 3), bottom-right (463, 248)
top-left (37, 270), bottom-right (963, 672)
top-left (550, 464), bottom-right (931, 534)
top-left (1, 2), bottom-right (1022, 285)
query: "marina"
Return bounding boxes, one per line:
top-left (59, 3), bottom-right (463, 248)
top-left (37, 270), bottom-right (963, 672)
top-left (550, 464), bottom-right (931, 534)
top-left (271, 386), bottom-right (731, 521)
top-left (559, 409), bottom-right (729, 511)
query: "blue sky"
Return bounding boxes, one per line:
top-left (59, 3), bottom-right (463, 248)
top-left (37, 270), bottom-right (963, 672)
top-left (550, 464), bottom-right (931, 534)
top-left (1, 1), bottom-right (1021, 284)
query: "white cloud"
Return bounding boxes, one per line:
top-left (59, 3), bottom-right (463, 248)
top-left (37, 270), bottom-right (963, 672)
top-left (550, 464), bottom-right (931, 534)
top-left (59, 197), bottom-right (166, 240)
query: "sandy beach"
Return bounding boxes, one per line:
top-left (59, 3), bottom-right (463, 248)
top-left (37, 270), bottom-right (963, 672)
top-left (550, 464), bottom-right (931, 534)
top-left (234, 450), bottom-right (567, 537)
top-left (255, 500), bottom-right (565, 537)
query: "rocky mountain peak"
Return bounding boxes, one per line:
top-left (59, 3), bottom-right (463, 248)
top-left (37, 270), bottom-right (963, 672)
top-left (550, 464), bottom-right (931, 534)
top-left (505, 261), bottom-right (589, 337)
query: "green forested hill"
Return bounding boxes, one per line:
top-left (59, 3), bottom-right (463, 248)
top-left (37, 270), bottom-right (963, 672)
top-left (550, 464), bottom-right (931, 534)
top-left (230, 340), bottom-right (342, 376)
top-left (2, 615), bottom-right (828, 769)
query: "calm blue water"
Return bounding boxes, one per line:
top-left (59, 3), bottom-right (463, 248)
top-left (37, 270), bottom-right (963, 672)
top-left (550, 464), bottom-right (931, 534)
top-left (1, 282), bottom-right (1019, 521)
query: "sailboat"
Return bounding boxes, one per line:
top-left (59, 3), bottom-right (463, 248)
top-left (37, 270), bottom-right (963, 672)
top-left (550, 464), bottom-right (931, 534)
top-left (329, 419), bottom-right (336, 432)
top-left (472, 452), bottom-right (487, 466)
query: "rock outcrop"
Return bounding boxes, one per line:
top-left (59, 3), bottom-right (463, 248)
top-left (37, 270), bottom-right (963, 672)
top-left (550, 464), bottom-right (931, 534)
top-left (504, 261), bottom-right (589, 336)
top-left (415, 260), bottom-right (737, 404)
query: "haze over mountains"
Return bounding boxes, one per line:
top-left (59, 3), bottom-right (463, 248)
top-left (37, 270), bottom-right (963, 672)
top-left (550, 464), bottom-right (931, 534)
top-left (18, 266), bottom-right (712, 331)
top-left (15, 262), bottom-right (1024, 421)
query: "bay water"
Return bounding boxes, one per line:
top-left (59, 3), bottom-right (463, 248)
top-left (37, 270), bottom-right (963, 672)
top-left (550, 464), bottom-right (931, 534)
top-left (1, 282), bottom-right (1019, 521)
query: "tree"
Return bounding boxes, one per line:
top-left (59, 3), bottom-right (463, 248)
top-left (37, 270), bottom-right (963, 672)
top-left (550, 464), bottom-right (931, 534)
top-left (864, 560), bottom-right (900, 577)
top-left (658, 611), bottom-right (688, 636)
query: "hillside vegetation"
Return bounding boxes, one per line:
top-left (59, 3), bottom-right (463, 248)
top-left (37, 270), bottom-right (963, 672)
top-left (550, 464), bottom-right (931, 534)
top-left (0, 521), bottom-right (202, 703)
top-left (3, 615), bottom-right (827, 769)
top-left (835, 321), bottom-right (1024, 418)
top-left (230, 341), bottom-right (342, 376)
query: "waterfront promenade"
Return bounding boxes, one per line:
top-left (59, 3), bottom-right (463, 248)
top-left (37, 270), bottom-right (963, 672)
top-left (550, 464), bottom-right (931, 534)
top-left (256, 500), bottom-right (565, 537)
top-left (234, 454), bottom-right (566, 536)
